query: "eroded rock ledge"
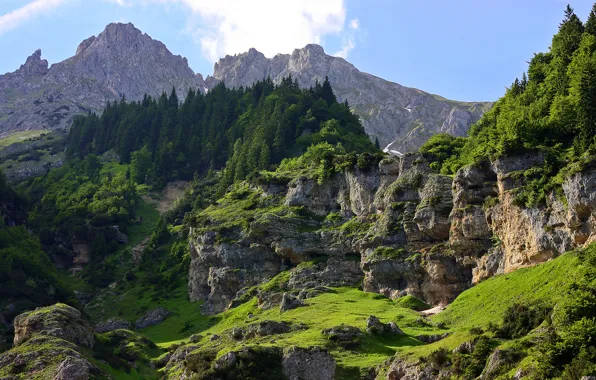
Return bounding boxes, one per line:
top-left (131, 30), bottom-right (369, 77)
top-left (188, 153), bottom-right (596, 314)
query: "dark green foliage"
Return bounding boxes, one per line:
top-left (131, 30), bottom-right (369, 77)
top-left (420, 5), bottom-right (596, 203)
top-left (419, 133), bottom-right (466, 174)
top-left (496, 303), bottom-right (551, 339)
top-left (586, 3), bottom-right (596, 36)
top-left (66, 78), bottom-right (376, 194)
top-left (187, 347), bottom-right (287, 380)
top-left (0, 177), bottom-right (74, 337)
top-left (427, 347), bottom-right (450, 369)
top-left (424, 335), bottom-right (496, 379)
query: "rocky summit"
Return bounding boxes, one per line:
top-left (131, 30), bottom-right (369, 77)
top-left (0, 23), bottom-right (490, 152)
top-left (209, 45), bottom-right (492, 151)
top-left (0, 23), bottom-right (206, 138)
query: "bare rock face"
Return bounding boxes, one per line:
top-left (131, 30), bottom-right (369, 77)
top-left (208, 44), bottom-right (492, 151)
top-left (0, 23), bottom-right (205, 138)
top-left (187, 153), bottom-right (596, 312)
top-left (13, 303), bottom-right (94, 348)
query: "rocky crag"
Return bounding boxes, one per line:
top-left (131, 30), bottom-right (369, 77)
top-left (0, 23), bottom-right (206, 138)
top-left (0, 23), bottom-right (490, 152)
top-left (188, 153), bottom-right (596, 315)
top-left (209, 45), bottom-right (493, 151)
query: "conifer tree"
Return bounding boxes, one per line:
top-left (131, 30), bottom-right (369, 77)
top-left (576, 61), bottom-right (596, 152)
top-left (586, 3), bottom-right (596, 36)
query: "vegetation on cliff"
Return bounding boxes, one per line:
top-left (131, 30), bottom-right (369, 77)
top-left (421, 5), bottom-right (596, 207)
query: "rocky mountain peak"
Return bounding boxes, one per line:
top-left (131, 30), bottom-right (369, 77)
top-left (19, 49), bottom-right (48, 78)
top-left (0, 22), bottom-right (205, 137)
top-left (0, 23), bottom-right (492, 151)
top-left (298, 43), bottom-right (326, 56)
top-left (209, 44), bottom-right (492, 151)
top-left (76, 36), bottom-right (97, 55)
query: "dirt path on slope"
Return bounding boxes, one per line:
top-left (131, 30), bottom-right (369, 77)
top-left (141, 180), bottom-right (188, 215)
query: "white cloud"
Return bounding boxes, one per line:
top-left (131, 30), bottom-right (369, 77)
top-left (0, 0), bottom-right (70, 36)
top-left (334, 18), bottom-right (359, 59)
top-left (111, 0), bottom-right (359, 61)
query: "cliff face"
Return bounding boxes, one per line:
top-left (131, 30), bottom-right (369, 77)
top-left (0, 23), bottom-right (205, 138)
top-left (208, 45), bottom-right (493, 151)
top-left (188, 155), bottom-right (596, 315)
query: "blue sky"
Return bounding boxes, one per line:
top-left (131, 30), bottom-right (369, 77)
top-left (0, 0), bottom-right (594, 102)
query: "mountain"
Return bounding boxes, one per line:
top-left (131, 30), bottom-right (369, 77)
top-left (0, 23), bottom-right (491, 151)
top-left (207, 45), bottom-right (493, 151)
top-left (0, 23), bottom-right (206, 138)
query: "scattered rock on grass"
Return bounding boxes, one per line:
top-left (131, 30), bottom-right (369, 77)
top-left (135, 307), bottom-right (170, 329)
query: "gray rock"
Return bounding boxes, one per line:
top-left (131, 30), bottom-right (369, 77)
top-left (322, 325), bottom-right (363, 347)
top-left (95, 317), bottom-right (131, 333)
top-left (134, 307), bottom-right (170, 329)
top-left (189, 334), bottom-right (201, 343)
top-left (53, 357), bottom-right (92, 380)
top-left (282, 346), bottom-right (336, 380)
top-left (366, 315), bottom-right (404, 335)
top-left (0, 23), bottom-right (205, 139)
top-left (280, 293), bottom-right (303, 312)
top-left (111, 225), bottom-right (129, 244)
top-left (13, 304), bottom-right (94, 348)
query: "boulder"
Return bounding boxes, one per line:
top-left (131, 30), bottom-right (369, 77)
top-left (13, 303), bottom-right (94, 348)
top-left (280, 293), bottom-right (303, 312)
top-left (95, 317), bottom-right (131, 333)
top-left (282, 347), bottom-right (336, 380)
top-left (322, 325), bottom-right (363, 347)
top-left (135, 307), bottom-right (170, 329)
top-left (366, 315), bottom-right (404, 335)
top-left (54, 356), bottom-right (93, 380)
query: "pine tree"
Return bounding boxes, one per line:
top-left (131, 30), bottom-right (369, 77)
top-left (552, 5), bottom-right (584, 61)
top-left (586, 3), bottom-right (596, 36)
top-left (320, 76), bottom-right (337, 105)
top-left (575, 61), bottom-right (596, 152)
top-left (168, 87), bottom-right (179, 109)
top-left (374, 137), bottom-right (380, 149)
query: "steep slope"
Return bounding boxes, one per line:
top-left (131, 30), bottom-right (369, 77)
top-left (0, 23), bottom-right (205, 138)
top-left (207, 45), bottom-right (492, 151)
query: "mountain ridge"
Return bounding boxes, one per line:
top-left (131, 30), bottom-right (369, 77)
top-left (0, 22), bottom-right (491, 151)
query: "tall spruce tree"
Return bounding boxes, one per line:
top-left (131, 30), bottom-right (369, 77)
top-left (586, 3), bottom-right (596, 36)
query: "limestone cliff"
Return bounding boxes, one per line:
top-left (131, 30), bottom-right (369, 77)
top-left (187, 154), bottom-right (596, 314)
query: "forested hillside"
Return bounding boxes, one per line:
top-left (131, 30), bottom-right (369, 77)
top-left (66, 77), bottom-right (376, 193)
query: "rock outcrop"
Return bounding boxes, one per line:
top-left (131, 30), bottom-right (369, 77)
top-left (13, 303), bottom-right (94, 348)
top-left (0, 304), bottom-right (100, 379)
top-left (162, 345), bottom-right (336, 380)
top-left (187, 153), bottom-right (596, 313)
top-left (0, 23), bottom-right (205, 138)
top-left (135, 306), bottom-right (170, 329)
